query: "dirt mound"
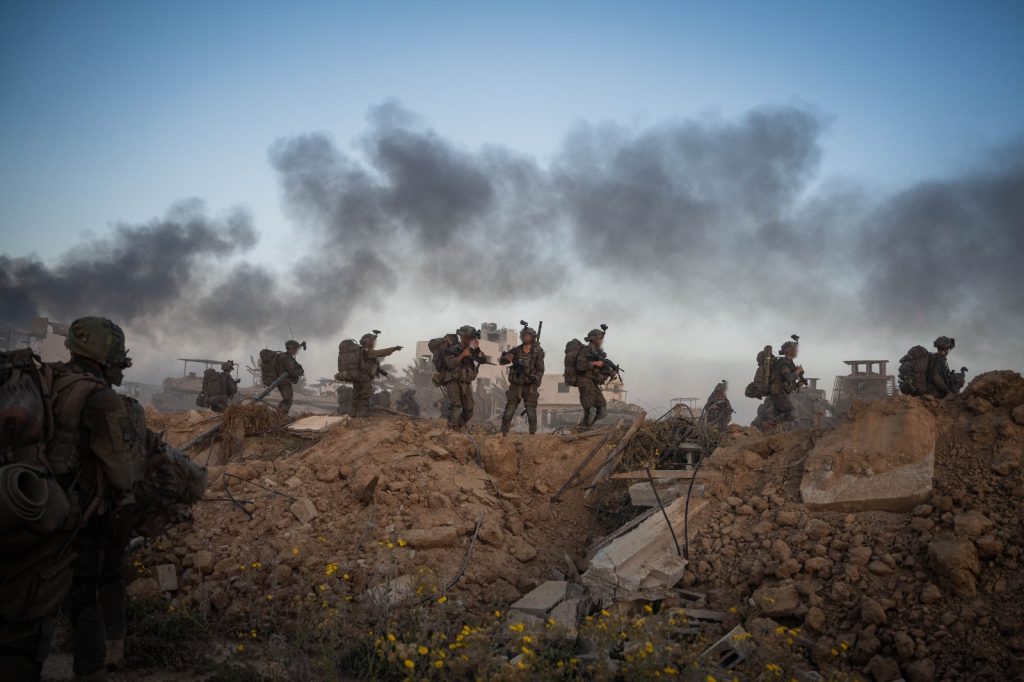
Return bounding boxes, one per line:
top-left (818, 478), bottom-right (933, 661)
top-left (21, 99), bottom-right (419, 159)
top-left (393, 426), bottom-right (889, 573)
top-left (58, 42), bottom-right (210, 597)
top-left (689, 371), bottom-right (1024, 679)
top-left (131, 414), bottom-right (609, 622)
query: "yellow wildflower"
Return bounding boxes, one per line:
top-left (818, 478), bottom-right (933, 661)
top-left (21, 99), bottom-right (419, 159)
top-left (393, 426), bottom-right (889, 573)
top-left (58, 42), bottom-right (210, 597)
top-left (644, 604), bottom-right (653, 613)
top-left (398, 538), bottom-right (407, 547)
top-left (434, 660), bottom-right (443, 669)
top-left (404, 659), bottom-right (414, 669)
top-left (236, 644), bottom-right (245, 653)
top-left (387, 633), bottom-right (396, 642)
top-left (437, 595), bottom-right (447, 604)
top-left (509, 623), bottom-right (525, 633)
top-left (291, 547), bottom-right (299, 555)
top-left (645, 641), bottom-right (654, 654)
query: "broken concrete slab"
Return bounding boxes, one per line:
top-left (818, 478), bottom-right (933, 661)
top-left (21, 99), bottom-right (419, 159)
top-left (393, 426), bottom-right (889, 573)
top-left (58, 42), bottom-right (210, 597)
top-left (583, 499), bottom-right (706, 602)
top-left (800, 398), bottom-right (937, 512)
top-left (287, 415), bottom-right (349, 435)
top-left (155, 564), bottom-right (178, 592)
top-left (702, 625), bottom-right (756, 671)
top-left (510, 580), bottom-right (568, 617)
top-left (289, 497), bottom-right (318, 525)
top-left (628, 481), bottom-right (703, 507)
top-left (548, 596), bottom-right (590, 639)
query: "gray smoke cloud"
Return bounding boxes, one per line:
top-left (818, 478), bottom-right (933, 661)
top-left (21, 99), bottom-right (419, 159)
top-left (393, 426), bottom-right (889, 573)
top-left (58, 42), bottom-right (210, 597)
top-left (0, 199), bottom-right (256, 328)
top-left (3, 102), bottom-right (1022, 363)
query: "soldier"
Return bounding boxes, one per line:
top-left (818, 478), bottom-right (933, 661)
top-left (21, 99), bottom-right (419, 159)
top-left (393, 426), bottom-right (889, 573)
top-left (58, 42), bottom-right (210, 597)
top-left (396, 388), bottom-right (421, 418)
top-left (276, 340), bottom-right (304, 414)
top-left (576, 327), bottom-right (610, 427)
top-left (499, 324), bottom-right (545, 435)
top-left (441, 325), bottom-right (488, 430)
top-left (202, 361), bottom-right (238, 413)
top-left (926, 336), bottom-right (963, 398)
top-left (348, 333), bottom-right (402, 418)
top-left (88, 395), bottom-right (206, 672)
top-left (703, 380), bottom-right (733, 432)
top-left (767, 338), bottom-right (805, 426)
top-left (0, 318), bottom-right (139, 681)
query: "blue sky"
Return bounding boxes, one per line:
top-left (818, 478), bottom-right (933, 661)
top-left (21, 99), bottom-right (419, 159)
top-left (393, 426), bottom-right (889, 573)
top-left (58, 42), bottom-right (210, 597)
top-left (2, 1), bottom-right (1022, 415)
top-left (3, 0), bottom-right (1023, 257)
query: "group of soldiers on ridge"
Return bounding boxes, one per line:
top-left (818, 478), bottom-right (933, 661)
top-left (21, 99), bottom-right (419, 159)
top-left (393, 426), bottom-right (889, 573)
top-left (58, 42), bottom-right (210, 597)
top-left (1, 317), bottom-right (206, 681)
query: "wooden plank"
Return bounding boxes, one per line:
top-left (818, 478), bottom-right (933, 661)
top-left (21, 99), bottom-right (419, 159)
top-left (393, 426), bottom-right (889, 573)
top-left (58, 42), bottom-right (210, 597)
top-left (584, 410), bottom-right (647, 498)
top-left (611, 469), bottom-right (719, 481)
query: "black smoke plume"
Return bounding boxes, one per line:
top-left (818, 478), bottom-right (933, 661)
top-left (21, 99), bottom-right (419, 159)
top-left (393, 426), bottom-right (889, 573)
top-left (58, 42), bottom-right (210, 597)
top-left (1, 199), bottom-right (256, 328)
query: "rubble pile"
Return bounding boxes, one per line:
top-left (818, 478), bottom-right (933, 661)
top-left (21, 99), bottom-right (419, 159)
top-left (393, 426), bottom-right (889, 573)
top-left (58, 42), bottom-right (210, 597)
top-left (132, 412), bottom-right (608, 620)
top-left (128, 371), bottom-right (1023, 679)
top-left (686, 371), bottom-right (1024, 680)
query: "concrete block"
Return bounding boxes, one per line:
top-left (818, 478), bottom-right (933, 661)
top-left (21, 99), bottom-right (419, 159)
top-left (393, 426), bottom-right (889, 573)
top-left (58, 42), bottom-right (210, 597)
top-left (510, 580), bottom-right (568, 617)
top-left (155, 564), bottom-right (178, 592)
top-left (800, 399), bottom-right (937, 512)
top-left (549, 596), bottom-right (590, 639)
top-left (628, 481), bottom-right (703, 507)
top-left (583, 499), bottom-right (705, 602)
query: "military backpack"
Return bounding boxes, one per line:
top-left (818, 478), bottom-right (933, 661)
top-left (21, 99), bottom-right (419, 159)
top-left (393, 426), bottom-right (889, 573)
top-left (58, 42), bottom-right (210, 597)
top-left (563, 339), bottom-right (585, 387)
top-left (0, 349), bottom-right (105, 551)
top-left (259, 348), bottom-right (281, 386)
top-left (336, 339), bottom-right (365, 382)
top-left (898, 346), bottom-right (931, 396)
top-left (427, 334), bottom-right (459, 385)
top-left (744, 345), bottom-right (775, 399)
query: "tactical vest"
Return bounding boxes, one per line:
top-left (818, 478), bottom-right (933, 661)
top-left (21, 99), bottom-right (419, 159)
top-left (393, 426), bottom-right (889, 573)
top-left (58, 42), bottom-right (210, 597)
top-left (506, 344), bottom-right (544, 385)
top-left (46, 366), bottom-right (106, 477)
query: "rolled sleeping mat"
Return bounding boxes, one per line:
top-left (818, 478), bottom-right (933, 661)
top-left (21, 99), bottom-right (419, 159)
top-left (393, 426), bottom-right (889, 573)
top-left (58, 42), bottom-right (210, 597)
top-left (0, 463), bottom-right (48, 531)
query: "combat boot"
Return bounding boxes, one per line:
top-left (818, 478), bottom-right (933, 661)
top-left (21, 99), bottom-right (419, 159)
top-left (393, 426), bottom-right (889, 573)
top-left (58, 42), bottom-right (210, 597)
top-left (500, 418), bottom-right (512, 436)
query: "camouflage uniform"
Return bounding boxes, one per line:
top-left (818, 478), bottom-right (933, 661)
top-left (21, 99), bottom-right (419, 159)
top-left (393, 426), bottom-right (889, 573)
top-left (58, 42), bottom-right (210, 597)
top-left (276, 341), bottom-right (305, 414)
top-left (441, 326), bottom-right (486, 429)
top-left (208, 363), bottom-right (238, 413)
top-left (336, 384), bottom-right (354, 415)
top-left (704, 381), bottom-right (732, 432)
top-left (397, 389), bottom-right (421, 418)
top-left (350, 335), bottom-right (401, 418)
top-left (925, 336), bottom-right (962, 399)
top-left (0, 318), bottom-right (138, 681)
top-left (576, 331), bottom-right (608, 427)
top-left (768, 343), bottom-right (802, 424)
top-left (499, 328), bottom-right (545, 435)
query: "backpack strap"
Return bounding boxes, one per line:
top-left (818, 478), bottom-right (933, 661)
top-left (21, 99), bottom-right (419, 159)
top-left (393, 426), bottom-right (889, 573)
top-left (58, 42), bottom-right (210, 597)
top-left (47, 369), bottom-right (105, 477)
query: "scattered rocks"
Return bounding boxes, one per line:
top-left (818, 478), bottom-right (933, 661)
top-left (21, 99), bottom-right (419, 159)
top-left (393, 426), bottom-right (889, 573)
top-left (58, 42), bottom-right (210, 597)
top-left (751, 582), bottom-right (801, 618)
top-left (289, 497), bottom-right (318, 525)
top-left (920, 583), bottom-right (942, 604)
top-left (865, 655), bottom-right (901, 682)
top-left (155, 564), bottom-right (178, 592)
top-left (928, 535), bottom-right (981, 597)
top-left (953, 510), bottom-right (994, 538)
top-left (194, 550), bottom-right (214, 574)
top-left (860, 597), bottom-right (887, 626)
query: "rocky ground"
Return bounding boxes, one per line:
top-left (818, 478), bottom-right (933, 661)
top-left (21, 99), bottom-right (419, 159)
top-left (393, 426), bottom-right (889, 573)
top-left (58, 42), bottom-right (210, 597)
top-left (40, 371), bottom-right (1024, 680)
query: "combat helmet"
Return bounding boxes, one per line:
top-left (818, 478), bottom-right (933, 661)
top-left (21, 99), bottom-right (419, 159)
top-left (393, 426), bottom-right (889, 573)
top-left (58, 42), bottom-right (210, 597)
top-left (519, 320), bottom-right (537, 341)
top-left (285, 340), bottom-right (306, 351)
top-left (779, 334), bottom-right (800, 355)
top-left (221, 361), bottom-right (235, 372)
top-left (585, 324), bottom-right (608, 342)
top-left (456, 325), bottom-right (478, 338)
top-left (933, 336), bottom-right (955, 350)
top-left (65, 317), bottom-right (130, 368)
top-left (360, 330), bottom-right (381, 347)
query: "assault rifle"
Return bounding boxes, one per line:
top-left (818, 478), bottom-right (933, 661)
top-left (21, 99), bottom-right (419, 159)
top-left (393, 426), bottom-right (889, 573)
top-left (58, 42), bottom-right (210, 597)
top-left (589, 349), bottom-right (624, 382)
top-left (468, 346), bottom-right (494, 366)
